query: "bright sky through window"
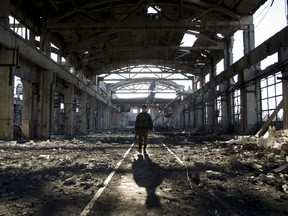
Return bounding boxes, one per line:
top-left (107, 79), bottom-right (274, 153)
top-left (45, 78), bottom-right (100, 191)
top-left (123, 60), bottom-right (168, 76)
top-left (147, 6), bottom-right (158, 14)
top-left (180, 32), bottom-right (197, 47)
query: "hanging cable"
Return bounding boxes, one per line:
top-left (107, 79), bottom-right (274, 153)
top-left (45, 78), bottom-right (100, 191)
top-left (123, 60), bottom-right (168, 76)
top-left (254, 0), bottom-right (273, 20)
top-left (254, 0), bottom-right (274, 29)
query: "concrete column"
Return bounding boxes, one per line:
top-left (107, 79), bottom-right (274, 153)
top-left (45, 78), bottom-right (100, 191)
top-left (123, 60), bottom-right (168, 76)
top-left (206, 62), bottom-right (216, 130)
top-left (195, 74), bottom-right (204, 131)
top-left (0, 1), bottom-right (13, 140)
top-left (64, 84), bottom-right (75, 137)
top-left (96, 101), bottom-right (104, 129)
top-left (189, 104), bottom-right (196, 130)
top-left (79, 92), bottom-right (87, 134)
top-left (106, 104), bottom-right (111, 129)
top-left (89, 96), bottom-right (96, 133)
top-left (196, 104), bottom-right (204, 131)
top-left (283, 70), bottom-right (288, 129)
top-left (279, 47), bottom-right (288, 129)
top-left (30, 84), bottom-right (39, 138)
top-left (29, 31), bottom-right (36, 46)
top-left (206, 99), bottom-right (214, 130)
top-left (37, 70), bottom-right (53, 139)
top-left (243, 68), bottom-right (258, 133)
top-left (241, 19), bottom-right (256, 134)
top-left (243, 21), bottom-right (255, 54)
top-left (109, 106), bottom-right (117, 129)
top-left (0, 0), bottom-right (10, 27)
top-left (0, 65), bottom-right (14, 140)
top-left (21, 79), bottom-right (33, 139)
top-left (102, 103), bottom-right (108, 129)
top-left (221, 38), bottom-right (234, 132)
top-left (40, 28), bottom-right (51, 57)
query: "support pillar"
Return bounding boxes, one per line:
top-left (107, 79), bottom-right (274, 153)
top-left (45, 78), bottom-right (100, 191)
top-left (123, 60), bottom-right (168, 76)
top-left (279, 47), bottom-right (288, 129)
top-left (243, 68), bottom-right (258, 133)
top-left (89, 96), bottom-right (96, 133)
top-left (0, 1), bottom-right (12, 140)
top-left (64, 84), bottom-right (75, 137)
top-left (96, 101), bottom-right (103, 129)
top-left (102, 103), bottom-right (108, 129)
top-left (195, 74), bottom-right (204, 131)
top-left (37, 70), bottom-right (53, 139)
top-left (0, 65), bottom-right (14, 140)
top-left (206, 62), bottom-right (216, 130)
top-left (243, 21), bottom-right (255, 54)
top-left (283, 70), bottom-right (288, 129)
top-left (79, 92), bottom-right (87, 134)
top-left (109, 106), bottom-right (117, 129)
top-left (195, 104), bottom-right (204, 131)
top-left (221, 38), bottom-right (234, 132)
top-left (0, 0), bottom-right (10, 27)
top-left (21, 79), bottom-right (33, 139)
top-left (241, 17), bottom-right (256, 134)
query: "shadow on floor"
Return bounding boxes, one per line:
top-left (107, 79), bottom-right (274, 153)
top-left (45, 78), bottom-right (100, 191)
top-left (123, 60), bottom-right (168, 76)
top-left (132, 152), bottom-right (163, 209)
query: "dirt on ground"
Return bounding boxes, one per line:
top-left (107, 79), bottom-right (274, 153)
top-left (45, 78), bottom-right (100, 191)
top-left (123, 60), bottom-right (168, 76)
top-left (1, 131), bottom-right (288, 216)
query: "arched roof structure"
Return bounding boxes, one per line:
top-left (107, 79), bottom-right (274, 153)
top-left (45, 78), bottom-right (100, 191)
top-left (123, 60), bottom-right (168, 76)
top-left (11, 0), bottom-right (267, 78)
top-left (108, 78), bottom-right (184, 94)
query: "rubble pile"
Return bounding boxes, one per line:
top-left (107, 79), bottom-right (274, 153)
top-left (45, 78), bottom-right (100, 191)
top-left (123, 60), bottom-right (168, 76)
top-left (0, 129), bottom-right (287, 215)
top-left (0, 136), bottom-right (133, 216)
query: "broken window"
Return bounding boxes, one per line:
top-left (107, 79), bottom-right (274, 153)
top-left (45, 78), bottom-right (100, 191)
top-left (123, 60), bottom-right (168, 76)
top-left (260, 71), bottom-right (283, 122)
top-left (9, 15), bottom-right (30, 40)
top-left (216, 96), bottom-right (222, 125)
top-left (233, 89), bottom-right (241, 124)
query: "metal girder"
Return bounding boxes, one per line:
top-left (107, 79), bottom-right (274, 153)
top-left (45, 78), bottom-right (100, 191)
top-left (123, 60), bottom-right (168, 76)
top-left (46, 20), bottom-right (249, 32)
top-left (75, 44), bottom-right (226, 55)
top-left (189, 25), bottom-right (288, 103)
top-left (7, 0), bottom-right (269, 104)
top-left (108, 79), bottom-right (184, 93)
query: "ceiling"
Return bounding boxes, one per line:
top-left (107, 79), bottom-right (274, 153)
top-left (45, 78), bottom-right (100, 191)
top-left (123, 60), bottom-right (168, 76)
top-left (10, 0), bottom-right (268, 81)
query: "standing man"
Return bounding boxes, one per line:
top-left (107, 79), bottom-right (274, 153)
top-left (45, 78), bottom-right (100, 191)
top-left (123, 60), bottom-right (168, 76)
top-left (135, 104), bottom-right (153, 153)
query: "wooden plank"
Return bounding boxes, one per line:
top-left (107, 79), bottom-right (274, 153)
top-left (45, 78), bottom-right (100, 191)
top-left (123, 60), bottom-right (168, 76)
top-left (256, 100), bottom-right (283, 137)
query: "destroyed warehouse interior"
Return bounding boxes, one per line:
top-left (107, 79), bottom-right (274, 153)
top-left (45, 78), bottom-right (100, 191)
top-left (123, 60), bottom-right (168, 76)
top-left (1, 0), bottom-right (288, 215)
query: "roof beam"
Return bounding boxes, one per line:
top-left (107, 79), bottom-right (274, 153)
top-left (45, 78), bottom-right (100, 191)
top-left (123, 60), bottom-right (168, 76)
top-left (78, 43), bottom-right (226, 55)
top-left (46, 20), bottom-right (250, 32)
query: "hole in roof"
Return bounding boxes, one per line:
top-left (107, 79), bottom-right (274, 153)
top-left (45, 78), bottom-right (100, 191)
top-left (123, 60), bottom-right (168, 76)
top-left (217, 33), bottom-right (224, 39)
top-left (147, 5), bottom-right (161, 21)
top-left (180, 33), bottom-right (197, 47)
top-left (147, 5), bottom-right (161, 14)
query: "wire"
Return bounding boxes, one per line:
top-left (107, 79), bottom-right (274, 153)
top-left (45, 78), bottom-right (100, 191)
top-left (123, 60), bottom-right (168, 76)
top-left (254, 0), bottom-right (274, 29)
top-left (254, 0), bottom-right (273, 20)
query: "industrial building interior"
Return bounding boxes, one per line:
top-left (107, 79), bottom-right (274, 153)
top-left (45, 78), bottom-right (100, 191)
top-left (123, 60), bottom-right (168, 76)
top-left (1, 0), bottom-right (288, 215)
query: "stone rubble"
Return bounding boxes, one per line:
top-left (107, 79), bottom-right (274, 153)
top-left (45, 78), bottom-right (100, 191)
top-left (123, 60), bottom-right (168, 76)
top-left (0, 129), bottom-right (288, 215)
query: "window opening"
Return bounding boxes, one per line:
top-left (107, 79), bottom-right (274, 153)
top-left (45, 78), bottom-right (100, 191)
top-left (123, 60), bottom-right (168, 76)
top-left (216, 96), bottom-right (222, 125)
top-left (233, 89), bottom-right (241, 124)
top-left (260, 71), bottom-right (283, 122)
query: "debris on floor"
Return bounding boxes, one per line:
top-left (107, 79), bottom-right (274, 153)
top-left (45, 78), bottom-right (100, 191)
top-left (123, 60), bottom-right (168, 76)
top-left (0, 130), bottom-right (288, 215)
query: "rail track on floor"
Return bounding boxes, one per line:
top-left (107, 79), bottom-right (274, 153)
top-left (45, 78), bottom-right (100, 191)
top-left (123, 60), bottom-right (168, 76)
top-left (80, 134), bottom-right (240, 216)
